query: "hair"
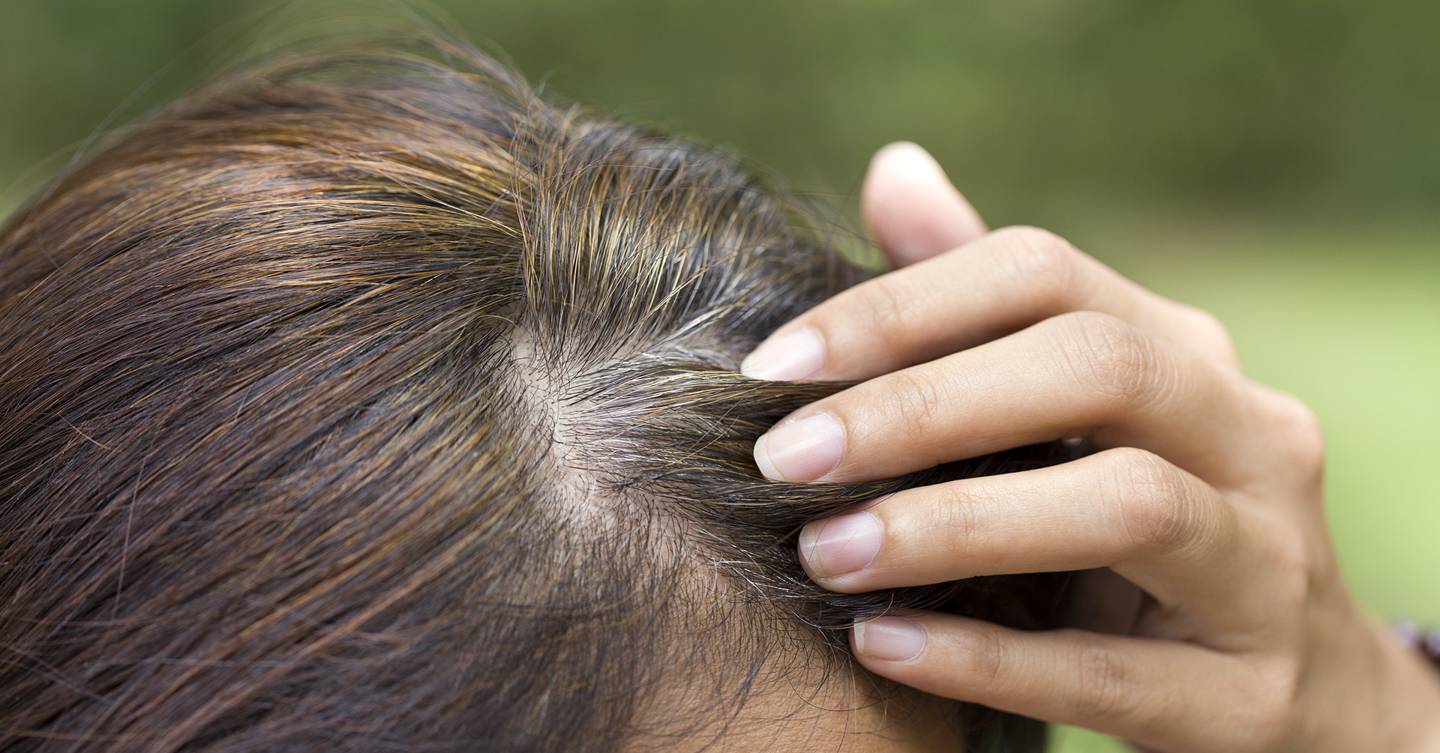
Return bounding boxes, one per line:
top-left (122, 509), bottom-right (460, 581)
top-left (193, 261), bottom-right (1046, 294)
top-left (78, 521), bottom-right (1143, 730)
top-left (0, 33), bottom-right (1074, 753)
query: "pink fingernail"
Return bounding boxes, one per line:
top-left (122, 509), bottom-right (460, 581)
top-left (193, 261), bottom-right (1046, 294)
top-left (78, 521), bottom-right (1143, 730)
top-left (740, 327), bottom-right (825, 381)
top-left (877, 141), bottom-right (948, 183)
top-left (798, 511), bottom-right (883, 578)
top-left (753, 412), bottom-right (845, 482)
top-left (853, 617), bottom-right (927, 662)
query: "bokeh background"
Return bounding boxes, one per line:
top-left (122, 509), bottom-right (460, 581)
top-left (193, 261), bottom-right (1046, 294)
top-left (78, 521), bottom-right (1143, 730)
top-left (2, 2), bottom-right (1436, 750)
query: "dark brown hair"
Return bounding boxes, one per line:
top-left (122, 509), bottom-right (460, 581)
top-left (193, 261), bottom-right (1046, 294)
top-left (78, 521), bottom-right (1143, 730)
top-left (0, 34), bottom-right (1070, 753)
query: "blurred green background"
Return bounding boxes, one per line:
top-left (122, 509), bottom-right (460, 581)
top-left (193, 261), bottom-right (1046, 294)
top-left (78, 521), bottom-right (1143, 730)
top-left (2, 2), bottom-right (1436, 750)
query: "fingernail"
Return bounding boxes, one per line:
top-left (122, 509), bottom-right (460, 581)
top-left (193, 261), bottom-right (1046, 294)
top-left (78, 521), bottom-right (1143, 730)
top-left (798, 511), bottom-right (883, 578)
top-left (740, 327), bottom-right (825, 381)
top-left (753, 412), bottom-right (845, 482)
top-left (853, 617), bottom-right (927, 662)
top-left (876, 141), bottom-right (947, 183)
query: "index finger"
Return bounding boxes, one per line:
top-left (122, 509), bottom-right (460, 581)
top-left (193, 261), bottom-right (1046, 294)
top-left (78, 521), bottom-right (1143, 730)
top-left (752, 312), bottom-right (1264, 487)
top-left (740, 226), bottom-right (1237, 382)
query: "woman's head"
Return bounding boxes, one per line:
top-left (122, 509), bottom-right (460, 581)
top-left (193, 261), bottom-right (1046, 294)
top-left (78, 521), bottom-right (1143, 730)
top-left (0, 35), bottom-right (1069, 752)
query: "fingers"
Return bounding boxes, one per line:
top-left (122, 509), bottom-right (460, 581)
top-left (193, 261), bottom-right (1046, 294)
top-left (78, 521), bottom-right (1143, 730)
top-left (799, 449), bottom-right (1284, 635)
top-left (861, 142), bottom-right (987, 268)
top-left (752, 311), bottom-right (1261, 487)
top-left (740, 225), bottom-right (1238, 382)
top-left (849, 613), bottom-right (1268, 753)
top-left (798, 449), bottom-right (1246, 613)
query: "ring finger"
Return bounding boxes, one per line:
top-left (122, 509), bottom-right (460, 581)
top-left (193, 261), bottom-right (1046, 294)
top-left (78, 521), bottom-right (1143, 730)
top-left (798, 448), bottom-right (1276, 634)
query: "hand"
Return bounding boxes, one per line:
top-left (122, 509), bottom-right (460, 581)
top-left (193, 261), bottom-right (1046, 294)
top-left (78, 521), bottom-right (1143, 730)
top-left (742, 143), bottom-right (1440, 752)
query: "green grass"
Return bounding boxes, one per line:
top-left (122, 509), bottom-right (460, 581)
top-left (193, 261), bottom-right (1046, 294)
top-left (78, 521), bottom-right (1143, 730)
top-left (1049, 218), bottom-right (1440, 752)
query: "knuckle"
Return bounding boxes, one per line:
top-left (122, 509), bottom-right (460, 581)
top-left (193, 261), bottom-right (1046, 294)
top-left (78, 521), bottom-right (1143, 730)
top-left (1247, 660), bottom-right (1304, 748)
top-left (885, 369), bottom-right (950, 437)
top-left (933, 484), bottom-right (987, 545)
top-left (1049, 311), bottom-right (1166, 408)
top-left (994, 225), bottom-right (1083, 305)
top-left (852, 274), bottom-right (917, 340)
top-left (1105, 448), bottom-right (1206, 552)
top-left (957, 625), bottom-right (1008, 688)
top-left (1273, 392), bottom-right (1326, 481)
top-left (1271, 524), bottom-right (1313, 577)
top-left (1067, 636), bottom-right (1144, 724)
top-left (1179, 304), bottom-right (1240, 366)
top-left (1262, 523), bottom-right (1317, 611)
top-left (928, 487), bottom-right (1010, 565)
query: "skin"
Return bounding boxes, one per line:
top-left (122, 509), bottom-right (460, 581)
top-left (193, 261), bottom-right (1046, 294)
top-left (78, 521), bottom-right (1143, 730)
top-left (626, 562), bottom-right (966, 753)
top-left (657, 668), bottom-right (965, 753)
top-left (742, 142), bottom-right (1440, 752)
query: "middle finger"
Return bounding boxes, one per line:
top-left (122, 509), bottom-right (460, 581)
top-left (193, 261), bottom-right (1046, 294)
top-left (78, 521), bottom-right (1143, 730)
top-left (753, 310), bottom-right (1262, 488)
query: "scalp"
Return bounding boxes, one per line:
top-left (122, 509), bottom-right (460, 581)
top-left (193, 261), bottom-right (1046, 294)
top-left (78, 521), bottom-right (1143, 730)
top-left (0, 35), bottom-right (1065, 753)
